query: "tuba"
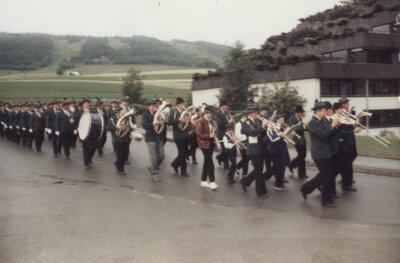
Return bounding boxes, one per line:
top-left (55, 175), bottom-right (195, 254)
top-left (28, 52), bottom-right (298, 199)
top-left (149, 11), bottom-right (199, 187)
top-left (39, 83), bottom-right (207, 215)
top-left (153, 100), bottom-right (170, 134)
top-left (178, 105), bottom-right (197, 131)
top-left (115, 108), bottom-right (135, 138)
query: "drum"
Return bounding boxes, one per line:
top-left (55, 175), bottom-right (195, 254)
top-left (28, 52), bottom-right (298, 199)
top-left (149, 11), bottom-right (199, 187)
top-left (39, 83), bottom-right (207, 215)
top-left (78, 112), bottom-right (105, 142)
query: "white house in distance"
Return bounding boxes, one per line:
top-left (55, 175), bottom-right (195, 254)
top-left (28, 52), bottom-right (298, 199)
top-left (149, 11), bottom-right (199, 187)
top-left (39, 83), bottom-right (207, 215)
top-left (192, 9), bottom-right (400, 136)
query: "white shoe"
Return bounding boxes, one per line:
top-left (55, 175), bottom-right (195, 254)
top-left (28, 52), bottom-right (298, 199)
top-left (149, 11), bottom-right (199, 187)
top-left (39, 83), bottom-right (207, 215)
top-left (209, 182), bottom-right (218, 190)
top-left (200, 181), bottom-right (210, 188)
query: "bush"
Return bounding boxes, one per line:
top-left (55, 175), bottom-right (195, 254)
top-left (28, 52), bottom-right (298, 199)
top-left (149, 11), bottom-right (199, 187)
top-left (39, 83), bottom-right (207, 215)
top-left (335, 18), bottom-right (349, 26)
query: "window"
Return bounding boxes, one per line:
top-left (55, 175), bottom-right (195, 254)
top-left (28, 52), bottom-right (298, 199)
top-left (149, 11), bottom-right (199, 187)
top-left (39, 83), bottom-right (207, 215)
top-left (321, 50), bottom-right (348, 63)
top-left (368, 109), bottom-right (400, 128)
top-left (370, 24), bottom-right (393, 34)
top-left (366, 49), bottom-right (392, 64)
top-left (321, 79), bottom-right (365, 97)
top-left (369, 80), bottom-right (399, 96)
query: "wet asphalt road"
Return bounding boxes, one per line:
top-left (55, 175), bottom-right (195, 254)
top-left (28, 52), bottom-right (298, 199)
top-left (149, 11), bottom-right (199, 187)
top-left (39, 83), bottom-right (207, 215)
top-left (0, 136), bottom-right (399, 263)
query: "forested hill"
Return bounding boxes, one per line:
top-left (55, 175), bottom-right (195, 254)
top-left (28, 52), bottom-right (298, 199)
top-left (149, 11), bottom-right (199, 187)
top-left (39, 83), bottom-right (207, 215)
top-left (0, 33), bottom-right (229, 70)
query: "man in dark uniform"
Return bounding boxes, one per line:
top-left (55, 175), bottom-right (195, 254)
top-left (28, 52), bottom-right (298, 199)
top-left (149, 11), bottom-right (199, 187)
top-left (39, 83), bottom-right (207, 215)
top-left (107, 100), bottom-right (119, 120)
top-left (300, 101), bottom-right (340, 208)
top-left (214, 100), bottom-right (234, 169)
top-left (77, 98), bottom-right (97, 169)
top-left (338, 97), bottom-right (359, 191)
top-left (240, 105), bottom-right (268, 198)
top-left (0, 102), bottom-right (5, 139)
top-left (46, 100), bottom-right (62, 157)
top-left (108, 108), bottom-right (132, 175)
top-left (11, 104), bottom-right (21, 144)
top-left (30, 103), bottom-right (46, 152)
top-left (55, 101), bottom-right (76, 160)
top-left (20, 104), bottom-right (33, 149)
top-left (168, 97), bottom-right (190, 177)
top-left (120, 96), bottom-right (136, 165)
top-left (142, 99), bottom-right (165, 182)
top-left (288, 105), bottom-right (308, 179)
top-left (95, 98), bottom-right (108, 156)
top-left (258, 105), bottom-right (272, 177)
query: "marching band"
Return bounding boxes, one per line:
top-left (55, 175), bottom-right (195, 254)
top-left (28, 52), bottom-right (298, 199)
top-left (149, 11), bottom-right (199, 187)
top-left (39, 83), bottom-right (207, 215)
top-left (0, 96), bottom-right (382, 208)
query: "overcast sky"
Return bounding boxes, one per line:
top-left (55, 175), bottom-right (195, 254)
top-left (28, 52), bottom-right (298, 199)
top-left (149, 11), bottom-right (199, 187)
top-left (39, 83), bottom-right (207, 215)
top-left (0, 0), bottom-right (341, 48)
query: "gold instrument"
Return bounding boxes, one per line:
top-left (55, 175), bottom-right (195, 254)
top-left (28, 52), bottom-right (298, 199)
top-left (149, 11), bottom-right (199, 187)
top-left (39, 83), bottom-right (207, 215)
top-left (153, 101), bottom-right (170, 134)
top-left (258, 115), bottom-right (296, 145)
top-left (178, 105), bottom-right (197, 131)
top-left (339, 108), bottom-right (390, 148)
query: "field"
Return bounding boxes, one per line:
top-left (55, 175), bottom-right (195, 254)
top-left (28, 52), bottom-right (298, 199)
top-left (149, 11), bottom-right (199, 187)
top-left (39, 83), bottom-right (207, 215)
top-left (0, 64), bottom-right (211, 102)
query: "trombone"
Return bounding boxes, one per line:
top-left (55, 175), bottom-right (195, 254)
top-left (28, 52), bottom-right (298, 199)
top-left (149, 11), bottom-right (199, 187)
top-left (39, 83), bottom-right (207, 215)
top-left (340, 108), bottom-right (390, 148)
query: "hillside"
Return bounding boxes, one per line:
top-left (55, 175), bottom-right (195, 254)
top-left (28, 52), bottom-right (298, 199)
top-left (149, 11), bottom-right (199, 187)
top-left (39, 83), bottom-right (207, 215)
top-left (0, 33), bottom-right (229, 71)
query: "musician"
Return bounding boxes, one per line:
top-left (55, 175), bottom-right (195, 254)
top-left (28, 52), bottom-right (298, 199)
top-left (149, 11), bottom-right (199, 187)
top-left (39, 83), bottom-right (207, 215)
top-left (107, 100), bottom-right (119, 119)
top-left (195, 105), bottom-right (218, 190)
top-left (0, 102), bottom-right (5, 139)
top-left (141, 98), bottom-right (165, 182)
top-left (55, 101), bottom-right (76, 160)
top-left (120, 96), bottom-right (136, 165)
top-left (258, 105), bottom-right (272, 176)
top-left (223, 123), bottom-right (238, 184)
top-left (168, 97), bottom-right (189, 177)
top-left (20, 103), bottom-right (33, 149)
top-left (288, 105), bottom-right (308, 179)
top-left (30, 103), bottom-right (46, 152)
top-left (265, 114), bottom-right (289, 191)
top-left (95, 98), bottom-right (108, 156)
top-left (108, 108), bottom-right (131, 175)
top-left (78, 98), bottom-right (97, 169)
top-left (338, 97), bottom-right (359, 191)
top-left (10, 104), bottom-right (21, 144)
top-left (155, 98), bottom-right (168, 145)
top-left (300, 101), bottom-right (340, 208)
top-left (239, 105), bottom-right (268, 198)
top-left (69, 99), bottom-right (78, 148)
top-left (235, 113), bottom-right (249, 178)
top-left (187, 113), bottom-right (199, 165)
top-left (214, 100), bottom-right (233, 169)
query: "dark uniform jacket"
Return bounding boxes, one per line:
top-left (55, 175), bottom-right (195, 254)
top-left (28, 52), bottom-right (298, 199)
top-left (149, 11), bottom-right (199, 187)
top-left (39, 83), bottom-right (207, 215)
top-left (288, 115), bottom-right (306, 146)
top-left (20, 111), bottom-right (31, 130)
top-left (168, 108), bottom-right (188, 140)
top-left (241, 118), bottom-right (265, 156)
top-left (30, 111), bottom-right (46, 132)
top-left (141, 110), bottom-right (160, 143)
top-left (214, 110), bottom-right (230, 139)
top-left (308, 115), bottom-right (338, 160)
top-left (56, 110), bottom-right (76, 133)
top-left (46, 109), bottom-right (58, 131)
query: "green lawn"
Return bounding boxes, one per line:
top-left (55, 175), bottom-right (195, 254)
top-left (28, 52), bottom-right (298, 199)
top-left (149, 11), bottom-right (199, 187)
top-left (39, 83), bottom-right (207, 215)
top-left (0, 81), bottom-right (190, 102)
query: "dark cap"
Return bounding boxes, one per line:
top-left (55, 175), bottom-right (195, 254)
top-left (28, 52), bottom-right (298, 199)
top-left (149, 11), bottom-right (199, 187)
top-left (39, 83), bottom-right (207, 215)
top-left (225, 123), bottom-right (234, 130)
top-left (111, 100), bottom-right (118, 104)
top-left (219, 100), bottom-right (228, 107)
top-left (338, 97), bottom-right (350, 105)
top-left (176, 97), bottom-right (184, 105)
top-left (259, 104), bottom-right (270, 111)
top-left (95, 98), bottom-right (103, 106)
top-left (80, 98), bottom-right (90, 105)
top-left (244, 105), bottom-right (259, 114)
top-left (121, 96), bottom-right (129, 102)
top-left (293, 105), bottom-right (304, 113)
top-left (203, 105), bottom-right (213, 113)
top-left (324, 101), bottom-right (332, 109)
top-left (333, 102), bottom-right (341, 111)
top-left (146, 98), bottom-right (157, 106)
top-left (311, 101), bottom-right (327, 111)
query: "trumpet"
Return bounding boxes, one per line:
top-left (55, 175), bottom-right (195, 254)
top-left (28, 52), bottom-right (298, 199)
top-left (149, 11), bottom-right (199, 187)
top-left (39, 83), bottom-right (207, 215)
top-left (281, 123), bottom-right (301, 140)
top-left (258, 116), bottom-right (296, 145)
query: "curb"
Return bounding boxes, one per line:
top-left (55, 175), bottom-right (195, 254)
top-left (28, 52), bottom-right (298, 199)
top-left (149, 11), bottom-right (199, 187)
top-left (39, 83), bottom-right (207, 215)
top-left (166, 136), bottom-right (399, 177)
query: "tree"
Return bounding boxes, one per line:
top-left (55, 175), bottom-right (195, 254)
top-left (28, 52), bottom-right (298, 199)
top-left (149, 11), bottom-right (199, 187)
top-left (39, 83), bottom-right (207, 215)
top-left (122, 68), bottom-right (144, 104)
top-left (258, 81), bottom-right (307, 120)
top-left (218, 41), bottom-right (256, 111)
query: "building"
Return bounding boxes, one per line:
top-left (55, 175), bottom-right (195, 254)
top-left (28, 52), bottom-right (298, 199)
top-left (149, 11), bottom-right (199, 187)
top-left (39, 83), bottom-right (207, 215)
top-left (192, 8), bottom-right (400, 136)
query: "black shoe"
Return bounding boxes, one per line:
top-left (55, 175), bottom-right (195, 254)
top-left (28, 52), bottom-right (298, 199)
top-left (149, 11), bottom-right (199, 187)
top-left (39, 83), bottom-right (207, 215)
top-left (171, 164), bottom-right (179, 174)
top-left (283, 178), bottom-right (289, 183)
top-left (181, 173), bottom-right (190, 177)
top-left (343, 187), bottom-right (357, 192)
top-left (322, 202), bottom-right (336, 208)
top-left (288, 165), bottom-right (294, 174)
top-left (125, 161), bottom-right (131, 165)
top-left (240, 182), bottom-right (247, 193)
top-left (300, 189), bottom-right (307, 200)
top-left (216, 157), bottom-right (222, 166)
top-left (257, 193), bottom-right (269, 198)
